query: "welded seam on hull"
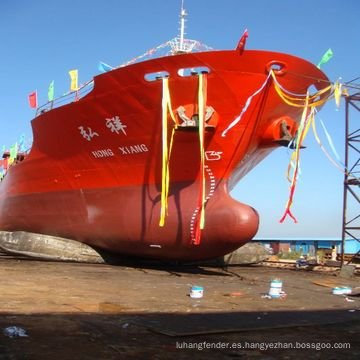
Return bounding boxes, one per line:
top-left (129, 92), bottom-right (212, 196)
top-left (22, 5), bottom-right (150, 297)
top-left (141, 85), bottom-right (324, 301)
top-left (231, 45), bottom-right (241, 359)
top-left (190, 165), bottom-right (216, 243)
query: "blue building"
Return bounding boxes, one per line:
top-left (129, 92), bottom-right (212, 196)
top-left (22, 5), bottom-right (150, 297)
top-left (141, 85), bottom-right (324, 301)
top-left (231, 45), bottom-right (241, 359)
top-left (253, 237), bottom-right (360, 255)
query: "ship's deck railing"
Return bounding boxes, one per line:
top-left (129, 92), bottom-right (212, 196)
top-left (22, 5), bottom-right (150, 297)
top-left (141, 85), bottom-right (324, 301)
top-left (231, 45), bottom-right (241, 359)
top-left (34, 36), bottom-right (212, 117)
top-left (36, 79), bottom-right (94, 116)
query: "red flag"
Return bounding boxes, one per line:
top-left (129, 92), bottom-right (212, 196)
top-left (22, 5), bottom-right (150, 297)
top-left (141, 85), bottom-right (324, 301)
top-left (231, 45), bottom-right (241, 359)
top-left (236, 29), bottom-right (249, 54)
top-left (28, 91), bottom-right (38, 109)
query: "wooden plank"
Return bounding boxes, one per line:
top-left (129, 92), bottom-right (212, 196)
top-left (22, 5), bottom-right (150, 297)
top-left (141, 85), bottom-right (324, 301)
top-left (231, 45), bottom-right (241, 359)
top-left (312, 279), bottom-right (350, 288)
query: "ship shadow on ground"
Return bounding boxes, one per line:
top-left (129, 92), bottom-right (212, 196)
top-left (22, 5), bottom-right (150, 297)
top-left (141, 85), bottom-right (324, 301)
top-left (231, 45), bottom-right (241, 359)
top-left (0, 309), bottom-right (358, 359)
top-left (0, 250), bottom-right (232, 277)
top-left (90, 247), bottom-right (233, 277)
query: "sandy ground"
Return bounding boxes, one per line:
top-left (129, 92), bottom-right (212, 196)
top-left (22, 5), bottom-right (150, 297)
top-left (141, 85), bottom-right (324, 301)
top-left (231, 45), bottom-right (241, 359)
top-left (0, 257), bottom-right (359, 359)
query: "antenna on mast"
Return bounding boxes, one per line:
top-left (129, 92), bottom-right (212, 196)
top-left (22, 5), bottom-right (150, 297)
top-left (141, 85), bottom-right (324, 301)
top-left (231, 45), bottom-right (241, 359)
top-left (179, 0), bottom-right (187, 52)
top-left (120, 0), bottom-right (213, 64)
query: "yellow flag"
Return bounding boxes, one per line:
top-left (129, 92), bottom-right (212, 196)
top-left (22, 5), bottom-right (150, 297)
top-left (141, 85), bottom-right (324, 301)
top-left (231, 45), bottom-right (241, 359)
top-left (334, 81), bottom-right (342, 108)
top-left (69, 69), bottom-right (78, 91)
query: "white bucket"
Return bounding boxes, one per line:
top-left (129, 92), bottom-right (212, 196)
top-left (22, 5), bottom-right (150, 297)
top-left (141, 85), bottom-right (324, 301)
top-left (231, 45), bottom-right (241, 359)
top-left (332, 286), bottom-right (352, 295)
top-left (190, 286), bottom-right (204, 298)
top-left (269, 279), bottom-right (283, 298)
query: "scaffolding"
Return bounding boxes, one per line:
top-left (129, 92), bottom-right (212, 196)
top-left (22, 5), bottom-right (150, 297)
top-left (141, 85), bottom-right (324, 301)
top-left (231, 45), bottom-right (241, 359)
top-left (341, 91), bottom-right (360, 266)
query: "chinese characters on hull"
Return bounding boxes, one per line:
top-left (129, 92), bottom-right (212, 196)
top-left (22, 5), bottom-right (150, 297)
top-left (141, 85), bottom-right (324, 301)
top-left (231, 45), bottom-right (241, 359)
top-left (78, 126), bottom-right (99, 141)
top-left (105, 116), bottom-right (127, 135)
top-left (79, 116), bottom-right (128, 142)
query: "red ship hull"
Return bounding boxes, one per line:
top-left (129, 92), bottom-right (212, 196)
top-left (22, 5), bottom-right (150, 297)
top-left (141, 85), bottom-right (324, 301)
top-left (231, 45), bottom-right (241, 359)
top-left (0, 50), bottom-right (328, 261)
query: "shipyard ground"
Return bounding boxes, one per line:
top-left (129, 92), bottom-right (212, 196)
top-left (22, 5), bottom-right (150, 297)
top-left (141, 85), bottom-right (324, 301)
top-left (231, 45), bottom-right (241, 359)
top-left (0, 257), bottom-right (359, 359)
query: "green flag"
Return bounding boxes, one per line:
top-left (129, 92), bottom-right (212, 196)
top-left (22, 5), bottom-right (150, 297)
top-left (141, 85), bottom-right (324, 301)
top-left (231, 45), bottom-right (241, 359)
top-left (48, 80), bottom-right (54, 101)
top-left (317, 48), bottom-right (333, 69)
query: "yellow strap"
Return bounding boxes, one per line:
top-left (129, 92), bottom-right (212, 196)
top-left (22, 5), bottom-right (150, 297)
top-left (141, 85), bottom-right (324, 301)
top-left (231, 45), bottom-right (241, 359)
top-left (280, 86), bottom-right (332, 103)
top-left (283, 93), bottom-right (310, 215)
top-left (165, 128), bottom-right (176, 205)
top-left (270, 70), bottom-right (330, 99)
top-left (273, 82), bottom-right (332, 108)
top-left (270, 71), bottom-right (333, 105)
top-left (159, 77), bottom-right (179, 227)
top-left (163, 77), bottom-right (177, 125)
top-left (159, 78), bottom-right (170, 226)
top-left (302, 106), bottom-right (315, 140)
top-left (159, 75), bottom-right (207, 230)
top-left (286, 151), bottom-right (297, 182)
top-left (271, 71), bottom-right (333, 108)
top-left (276, 69), bottom-right (341, 223)
top-left (198, 73), bottom-right (206, 229)
top-left (291, 94), bottom-right (309, 186)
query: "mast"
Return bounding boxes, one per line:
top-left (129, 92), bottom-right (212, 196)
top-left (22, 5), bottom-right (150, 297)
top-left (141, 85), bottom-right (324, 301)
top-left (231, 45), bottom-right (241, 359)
top-left (179, 0), bottom-right (187, 52)
top-left (120, 0), bottom-right (212, 64)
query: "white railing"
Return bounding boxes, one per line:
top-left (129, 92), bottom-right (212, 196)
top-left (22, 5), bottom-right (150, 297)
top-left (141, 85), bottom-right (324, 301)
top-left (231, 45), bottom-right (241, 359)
top-left (36, 79), bottom-right (94, 116)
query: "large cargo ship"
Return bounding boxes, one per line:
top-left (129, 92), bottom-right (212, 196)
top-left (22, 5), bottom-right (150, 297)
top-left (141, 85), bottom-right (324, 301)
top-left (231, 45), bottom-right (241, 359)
top-left (0, 6), bottom-right (330, 261)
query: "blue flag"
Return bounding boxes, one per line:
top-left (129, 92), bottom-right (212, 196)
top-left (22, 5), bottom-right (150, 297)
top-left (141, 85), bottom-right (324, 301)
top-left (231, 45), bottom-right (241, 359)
top-left (98, 61), bottom-right (114, 73)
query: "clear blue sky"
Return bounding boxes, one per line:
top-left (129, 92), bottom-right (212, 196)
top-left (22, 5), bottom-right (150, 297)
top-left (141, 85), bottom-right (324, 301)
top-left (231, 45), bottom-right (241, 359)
top-left (0, 0), bottom-right (359, 239)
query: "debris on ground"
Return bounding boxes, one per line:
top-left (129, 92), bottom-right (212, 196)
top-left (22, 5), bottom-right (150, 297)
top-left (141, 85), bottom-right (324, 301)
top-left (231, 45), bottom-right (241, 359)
top-left (223, 292), bottom-right (244, 297)
top-left (3, 326), bottom-right (28, 338)
top-left (261, 294), bottom-right (272, 299)
top-left (0, 258), bottom-right (358, 358)
top-left (313, 279), bottom-right (350, 288)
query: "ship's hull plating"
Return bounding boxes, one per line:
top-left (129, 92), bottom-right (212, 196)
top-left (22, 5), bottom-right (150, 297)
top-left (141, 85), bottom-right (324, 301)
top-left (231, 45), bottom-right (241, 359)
top-left (0, 50), bottom-right (328, 260)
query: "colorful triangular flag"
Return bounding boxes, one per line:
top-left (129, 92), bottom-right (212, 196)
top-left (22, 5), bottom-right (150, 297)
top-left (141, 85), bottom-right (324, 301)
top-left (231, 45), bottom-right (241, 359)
top-left (317, 48), bottom-right (333, 69)
top-left (28, 91), bottom-right (38, 109)
top-left (48, 80), bottom-right (55, 102)
top-left (236, 29), bottom-right (249, 54)
top-left (98, 61), bottom-right (114, 73)
top-left (69, 69), bottom-right (78, 91)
